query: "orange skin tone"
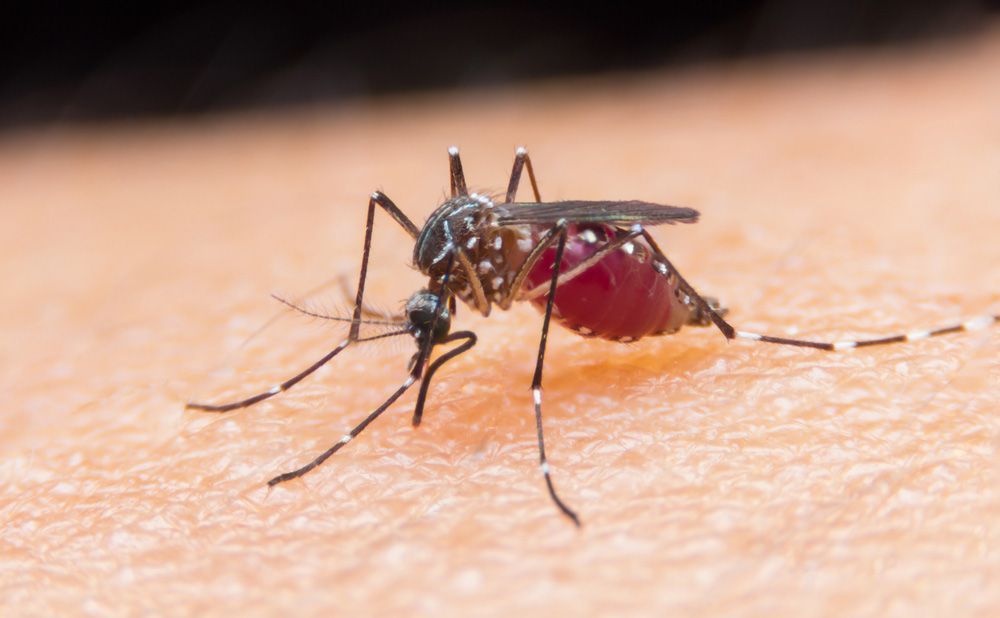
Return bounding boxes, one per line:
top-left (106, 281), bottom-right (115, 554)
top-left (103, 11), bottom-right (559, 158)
top-left (1, 31), bottom-right (998, 615)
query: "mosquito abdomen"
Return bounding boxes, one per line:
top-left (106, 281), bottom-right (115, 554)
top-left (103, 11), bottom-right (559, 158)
top-left (524, 223), bottom-right (694, 342)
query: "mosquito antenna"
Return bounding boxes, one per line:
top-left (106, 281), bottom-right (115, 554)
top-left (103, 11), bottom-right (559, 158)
top-left (237, 274), bottom-right (345, 351)
top-left (270, 293), bottom-right (407, 328)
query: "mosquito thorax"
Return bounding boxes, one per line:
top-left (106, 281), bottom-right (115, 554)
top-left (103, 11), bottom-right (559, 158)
top-left (405, 289), bottom-right (452, 343)
top-left (413, 195), bottom-right (496, 274)
top-left (413, 194), bottom-right (535, 314)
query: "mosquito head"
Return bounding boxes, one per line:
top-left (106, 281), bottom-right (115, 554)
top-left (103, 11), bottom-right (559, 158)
top-left (405, 289), bottom-right (452, 343)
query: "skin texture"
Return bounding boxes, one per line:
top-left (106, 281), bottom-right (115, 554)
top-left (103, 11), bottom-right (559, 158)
top-left (1, 32), bottom-right (998, 617)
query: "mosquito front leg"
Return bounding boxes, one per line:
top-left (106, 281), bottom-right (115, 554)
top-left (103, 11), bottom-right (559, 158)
top-left (269, 253), bottom-right (458, 486)
top-left (186, 191), bottom-right (419, 412)
top-left (452, 245), bottom-right (492, 316)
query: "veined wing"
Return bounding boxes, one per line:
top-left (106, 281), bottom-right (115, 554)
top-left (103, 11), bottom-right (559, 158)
top-left (497, 200), bottom-right (699, 226)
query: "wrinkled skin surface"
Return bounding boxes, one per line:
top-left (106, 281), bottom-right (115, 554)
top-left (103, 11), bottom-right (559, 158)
top-left (2, 32), bottom-right (999, 617)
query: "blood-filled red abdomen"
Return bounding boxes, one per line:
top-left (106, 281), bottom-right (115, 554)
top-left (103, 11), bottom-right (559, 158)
top-left (524, 224), bottom-right (691, 341)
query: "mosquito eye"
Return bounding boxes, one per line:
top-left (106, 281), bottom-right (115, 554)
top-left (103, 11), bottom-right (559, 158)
top-left (408, 308), bottom-right (433, 325)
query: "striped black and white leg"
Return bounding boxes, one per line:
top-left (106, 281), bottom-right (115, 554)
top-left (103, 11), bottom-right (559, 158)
top-left (728, 314), bottom-right (998, 351)
top-left (269, 253), bottom-right (458, 486)
top-left (186, 340), bottom-right (354, 413)
top-left (504, 146), bottom-right (542, 203)
top-left (448, 146), bottom-right (468, 197)
top-left (186, 190), bottom-right (419, 412)
top-left (529, 223), bottom-right (581, 527)
top-left (266, 373), bottom-right (419, 486)
top-left (641, 231), bottom-right (998, 351)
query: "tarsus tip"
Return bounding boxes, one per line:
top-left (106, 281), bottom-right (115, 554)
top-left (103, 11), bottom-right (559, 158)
top-left (566, 511), bottom-right (582, 528)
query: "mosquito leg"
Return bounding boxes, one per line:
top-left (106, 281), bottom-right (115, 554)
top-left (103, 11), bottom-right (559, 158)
top-left (371, 190), bottom-right (420, 239)
top-left (448, 146), bottom-right (469, 197)
top-left (504, 146), bottom-right (542, 203)
top-left (269, 253), bottom-right (457, 485)
top-left (267, 374), bottom-right (419, 485)
top-left (187, 343), bottom-right (351, 412)
top-left (641, 231), bottom-right (999, 351)
top-left (451, 246), bottom-right (492, 316)
top-left (338, 191), bottom-right (420, 340)
top-left (503, 223), bottom-right (646, 306)
top-left (726, 309), bottom-right (999, 350)
top-left (186, 329), bottom-right (408, 413)
top-left (187, 191), bottom-right (417, 411)
top-left (528, 223), bottom-right (581, 527)
top-left (496, 221), bottom-right (567, 310)
top-left (412, 331), bottom-right (477, 427)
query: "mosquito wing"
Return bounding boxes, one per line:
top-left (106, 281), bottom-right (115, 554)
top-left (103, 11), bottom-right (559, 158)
top-left (497, 200), bottom-right (699, 227)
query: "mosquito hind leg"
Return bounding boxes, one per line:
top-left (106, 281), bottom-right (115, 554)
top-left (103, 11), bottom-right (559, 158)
top-left (448, 146), bottom-right (469, 197)
top-left (686, 295), bottom-right (728, 327)
top-left (640, 229), bottom-right (998, 351)
top-left (504, 146), bottom-right (542, 203)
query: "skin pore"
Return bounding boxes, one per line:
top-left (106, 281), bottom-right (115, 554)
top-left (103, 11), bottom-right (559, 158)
top-left (1, 32), bottom-right (998, 616)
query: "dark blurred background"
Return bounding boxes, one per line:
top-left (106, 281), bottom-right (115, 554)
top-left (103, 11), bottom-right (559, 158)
top-left (1, 0), bottom-right (995, 130)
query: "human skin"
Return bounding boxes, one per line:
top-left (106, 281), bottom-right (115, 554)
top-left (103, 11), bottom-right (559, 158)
top-left (1, 32), bottom-right (998, 617)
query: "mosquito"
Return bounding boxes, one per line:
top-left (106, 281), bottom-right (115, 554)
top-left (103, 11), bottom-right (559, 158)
top-left (187, 146), bottom-right (998, 526)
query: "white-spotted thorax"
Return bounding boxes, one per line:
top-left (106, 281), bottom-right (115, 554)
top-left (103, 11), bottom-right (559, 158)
top-left (413, 192), bottom-right (536, 316)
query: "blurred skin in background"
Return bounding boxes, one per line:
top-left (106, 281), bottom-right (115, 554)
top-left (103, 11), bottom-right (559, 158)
top-left (1, 3), bottom-right (998, 616)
